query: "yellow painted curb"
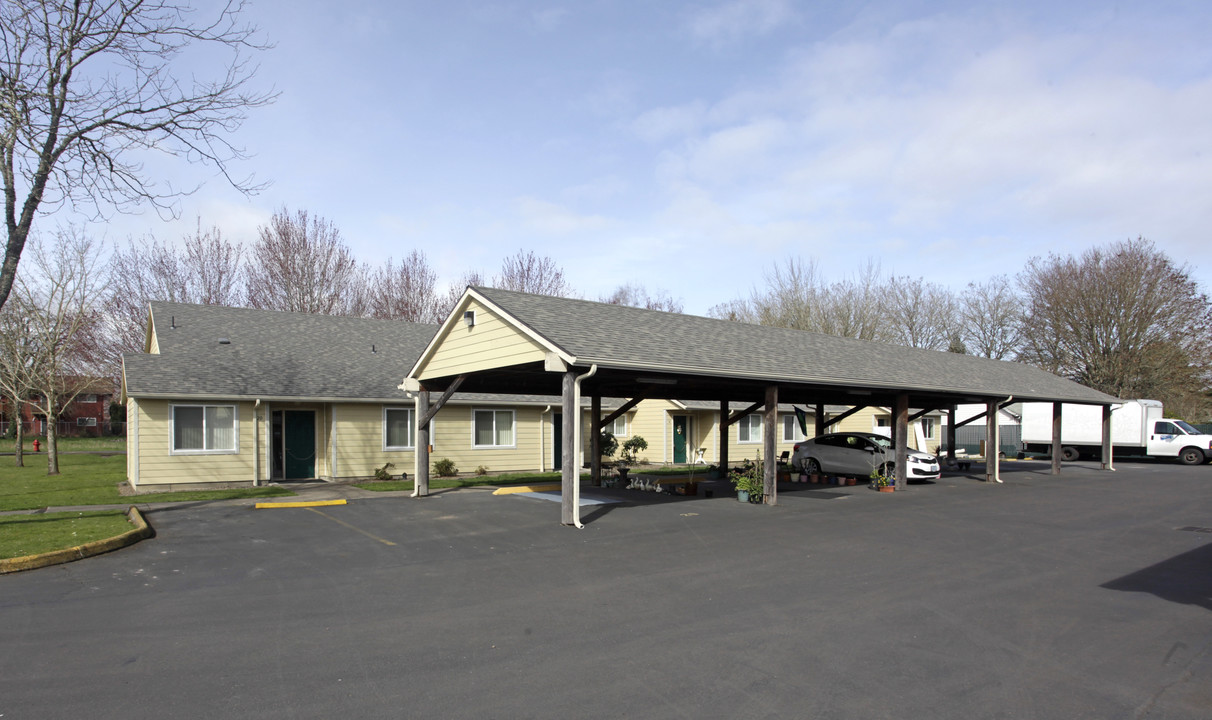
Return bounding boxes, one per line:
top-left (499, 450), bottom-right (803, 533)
top-left (254, 499), bottom-right (347, 509)
top-left (0, 506), bottom-right (154, 574)
top-left (492, 484), bottom-right (562, 495)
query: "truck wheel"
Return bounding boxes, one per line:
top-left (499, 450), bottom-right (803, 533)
top-left (1178, 447), bottom-right (1206, 466)
top-left (1061, 446), bottom-right (1080, 462)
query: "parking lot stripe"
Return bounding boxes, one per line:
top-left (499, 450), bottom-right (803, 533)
top-left (492, 483), bottom-right (561, 495)
top-left (254, 499), bottom-right (348, 509)
top-left (305, 508), bottom-right (397, 546)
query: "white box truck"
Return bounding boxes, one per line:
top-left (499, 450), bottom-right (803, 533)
top-left (1021, 399), bottom-right (1212, 465)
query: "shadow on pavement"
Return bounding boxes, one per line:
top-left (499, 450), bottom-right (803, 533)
top-left (1101, 541), bottom-right (1212, 611)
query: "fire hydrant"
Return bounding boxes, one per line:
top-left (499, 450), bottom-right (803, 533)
top-left (32, 439), bottom-right (40, 452)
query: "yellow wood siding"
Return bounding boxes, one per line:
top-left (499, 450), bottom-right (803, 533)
top-left (420, 299), bottom-right (548, 379)
top-left (133, 399), bottom-right (257, 487)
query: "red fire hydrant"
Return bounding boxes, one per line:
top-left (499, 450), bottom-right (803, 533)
top-left (32, 439), bottom-right (40, 452)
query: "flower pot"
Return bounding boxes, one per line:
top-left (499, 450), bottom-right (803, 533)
top-left (737, 490), bottom-right (749, 503)
top-left (847, 478), bottom-right (856, 486)
top-left (878, 486), bottom-right (895, 493)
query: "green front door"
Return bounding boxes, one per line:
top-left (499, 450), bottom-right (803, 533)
top-left (284, 410), bottom-right (316, 480)
top-left (673, 415), bottom-right (688, 463)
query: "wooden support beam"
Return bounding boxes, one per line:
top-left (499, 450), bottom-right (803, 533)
top-left (824, 404), bottom-right (867, 430)
top-left (591, 395), bottom-right (602, 486)
top-left (600, 397), bottom-right (643, 427)
top-left (561, 371), bottom-right (577, 526)
top-left (946, 407), bottom-right (956, 463)
top-left (894, 394), bottom-right (909, 491)
top-left (763, 385), bottom-right (778, 505)
top-left (953, 410), bottom-right (988, 429)
top-left (718, 400), bottom-right (729, 472)
top-left (415, 389), bottom-right (430, 497)
top-left (725, 401), bottom-right (764, 427)
top-left (1100, 404), bottom-right (1114, 472)
top-left (815, 403), bottom-right (825, 437)
top-left (985, 400), bottom-right (1000, 483)
top-left (1051, 402), bottom-right (1063, 475)
top-left (908, 407), bottom-right (937, 423)
top-left (417, 375), bottom-right (466, 427)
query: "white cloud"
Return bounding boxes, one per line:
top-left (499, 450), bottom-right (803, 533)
top-left (687, 0), bottom-right (797, 46)
top-left (515, 196), bottom-right (613, 235)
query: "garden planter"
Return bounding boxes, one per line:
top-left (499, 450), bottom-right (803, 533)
top-left (737, 490), bottom-right (749, 503)
top-left (878, 486), bottom-right (895, 493)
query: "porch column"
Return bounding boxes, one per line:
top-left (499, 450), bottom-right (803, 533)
top-left (1051, 402), bottom-right (1063, 475)
top-left (561, 371), bottom-right (577, 526)
top-left (1100, 405), bottom-right (1115, 471)
top-left (946, 406), bottom-right (957, 465)
top-left (718, 400), bottom-right (729, 472)
top-left (591, 395), bottom-right (602, 486)
top-left (894, 393), bottom-right (909, 491)
top-left (415, 389), bottom-right (430, 497)
top-left (815, 403), bottom-right (825, 437)
top-left (763, 385), bottom-right (778, 505)
top-left (985, 400), bottom-right (1000, 483)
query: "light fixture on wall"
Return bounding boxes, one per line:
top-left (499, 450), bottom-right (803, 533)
top-left (463, 310), bottom-right (475, 328)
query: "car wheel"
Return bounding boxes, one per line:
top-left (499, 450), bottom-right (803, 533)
top-left (1178, 447), bottom-right (1206, 466)
top-left (806, 458), bottom-right (822, 475)
top-left (1061, 446), bottom-right (1080, 462)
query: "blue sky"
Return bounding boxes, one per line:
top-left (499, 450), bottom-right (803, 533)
top-left (81, 0), bottom-right (1212, 314)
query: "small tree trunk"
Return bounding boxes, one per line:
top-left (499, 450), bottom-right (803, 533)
top-left (14, 412), bottom-right (24, 467)
top-left (46, 415), bottom-right (59, 475)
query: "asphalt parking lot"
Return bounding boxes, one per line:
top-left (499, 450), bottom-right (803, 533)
top-left (3, 460), bottom-right (1211, 719)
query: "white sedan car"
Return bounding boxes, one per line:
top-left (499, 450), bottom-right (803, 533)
top-left (791, 432), bottom-right (941, 482)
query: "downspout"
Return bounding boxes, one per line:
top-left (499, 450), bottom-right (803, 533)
top-left (993, 395), bottom-right (1012, 483)
top-left (570, 365), bottom-right (597, 529)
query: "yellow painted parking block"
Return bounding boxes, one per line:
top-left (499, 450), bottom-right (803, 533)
top-left (492, 484), bottom-right (562, 495)
top-left (254, 499), bottom-right (347, 509)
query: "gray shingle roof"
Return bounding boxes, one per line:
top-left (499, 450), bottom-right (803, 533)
top-left (471, 287), bottom-right (1116, 405)
top-left (122, 302), bottom-right (631, 407)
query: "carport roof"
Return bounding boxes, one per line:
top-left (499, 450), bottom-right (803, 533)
top-left (410, 286), bottom-right (1117, 407)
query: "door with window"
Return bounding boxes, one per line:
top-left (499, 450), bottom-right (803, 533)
top-left (275, 410), bottom-right (316, 480)
top-left (1146, 420), bottom-right (1184, 458)
top-left (673, 415), bottom-right (688, 463)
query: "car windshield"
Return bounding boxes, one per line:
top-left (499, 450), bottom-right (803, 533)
top-left (1174, 420), bottom-right (1202, 435)
top-left (870, 435), bottom-right (893, 450)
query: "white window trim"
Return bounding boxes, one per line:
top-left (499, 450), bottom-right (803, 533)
top-left (170, 403), bottom-right (239, 455)
top-left (781, 414), bottom-right (804, 443)
top-left (738, 414), bottom-right (762, 444)
top-left (920, 417), bottom-right (936, 440)
top-left (472, 408), bottom-right (516, 449)
top-left (609, 415), bottom-right (628, 437)
top-left (383, 406), bottom-right (415, 451)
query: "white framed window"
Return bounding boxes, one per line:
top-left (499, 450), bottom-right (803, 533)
top-left (920, 418), bottom-right (936, 440)
top-left (76, 417), bottom-right (98, 427)
top-left (171, 404), bottom-right (237, 453)
top-left (609, 415), bottom-right (627, 437)
top-left (81, 394), bottom-right (98, 403)
top-left (473, 409), bottom-right (515, 448)
top-left (738, 414), bottom-right (762, 444)
top-left (383, 407), bottom-right (414, 450)
top-left (781, 414), bottom-right (805, 443)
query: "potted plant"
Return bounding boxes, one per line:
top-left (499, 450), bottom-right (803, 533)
top-left (730, 456), bottom-right (765, 503)
top-left (869, 466), bottom-right (894, 492)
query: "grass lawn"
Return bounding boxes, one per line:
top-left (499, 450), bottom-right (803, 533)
top-left (0, 453), bottom-right (294, 512)
top-left (2, 435), bottom-right (128, 453)
top-left (0, 510), bottom-right (134, 559)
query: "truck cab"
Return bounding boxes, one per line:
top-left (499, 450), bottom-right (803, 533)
top-left (1147, 419), bottom-right (1212, 465)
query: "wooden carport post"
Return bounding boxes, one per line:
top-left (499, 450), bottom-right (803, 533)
top-left (718, 400), bottom-right (729, 474)
top-left (591, 395), bottom-right (602, 486)
top-left (763, 385), bottom-right (778, 504)
top-left (415, 389), bottom-right (430, 497)
top-left (1051, 402), bottom-right (1063, 475)
top-left (893, 393), bottom-right (909, 491)
top-left (815, 403), bottom-right (825, 437)
top-left (946, 407), bottom-right (957, 465)
top-left (1100, 405), bottom-right (1115, 471)
top-left (986, 400), bottom-right (1001, 483)
top-left (561, 371), bottom-right (577, 526)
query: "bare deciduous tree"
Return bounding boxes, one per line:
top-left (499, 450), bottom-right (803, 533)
top-left (106, 221), bottom-right (245, 364)
top-left (600, 283), bottom-right (684, 313)
top-left (881, 276), bottom-right (960, 351)
top-left (709, 258), bottom-right (886, 341)
top-left (1018, 238), bottom-right (1212, 416)
top-left (369, 250), bottom-right (444, 324)
top-left (245, 208), bottom-right (368, 315)
top-left (0, 298), bottom-right (41, 466)
top-left (0, 0), bottom-right (274, 314)
top-left (0, 228), bottom-right (107, 474)
top-left (494, 250), bottom-right (572, 297)
top-left (959, 275), bottom-right (1022, 360)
